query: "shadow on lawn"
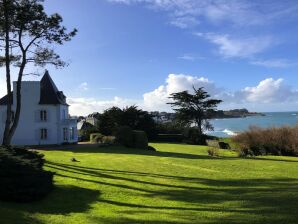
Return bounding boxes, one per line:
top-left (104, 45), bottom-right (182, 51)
top-left (0, 184), bottom-right (100, 224)
top-left (45, 161), bottom-right (298, 224)
top-left (48, 145), bottom-right (236, 160)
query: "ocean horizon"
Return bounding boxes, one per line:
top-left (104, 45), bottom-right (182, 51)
top-left (207, 111), bottom-right (298, 137)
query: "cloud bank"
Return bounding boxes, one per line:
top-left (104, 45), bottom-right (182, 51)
top-left (68, 74), bottom-right (298, 116)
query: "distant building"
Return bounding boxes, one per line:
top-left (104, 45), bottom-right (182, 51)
top-left (150, 111), bottom-right (176, 123)
top-left (0, 71), bottom-right (78, 145)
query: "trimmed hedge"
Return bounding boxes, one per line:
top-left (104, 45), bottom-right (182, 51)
top-left (115, 126), bottom-right (134, 148)
top-left (0, 147), bottom-right (54, 202)
top-left (115, 126), bottom-right (150, 150)
top-left (156, 134), bottom-right (183, 143)
top-left (133, 130), bottom-right (148, 149)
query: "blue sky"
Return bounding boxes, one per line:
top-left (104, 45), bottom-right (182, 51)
top-left (1, 0), bottom-right (298, 115)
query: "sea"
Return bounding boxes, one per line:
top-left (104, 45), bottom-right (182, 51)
top-left (207, 112), bottom-right (298, 137)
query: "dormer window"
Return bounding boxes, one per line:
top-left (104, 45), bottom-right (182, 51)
top-left (40, 110), bottom-right (47, 121)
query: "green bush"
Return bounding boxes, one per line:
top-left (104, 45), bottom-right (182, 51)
top-left (102, 136), bottom-right (116, 144)
top-left (90, 133), bottom-right (104, 143)
top-left (115, 126), bottom-right (134, 148)
top-left (133, 131), bottom-right (148, 149)
top-left (233, 125), bottom-right (298, 157)
top-left (0, 147), bottom-right (54, 202)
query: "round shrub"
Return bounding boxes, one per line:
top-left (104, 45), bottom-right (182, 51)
top-left (0, 147), bottom-right (54, 202)
top-left (133, 130), bottom-right (148, 149)
top-left (115, 126), bottom-right (134, 148)
top-left (90, 133), bottom-right (104, 143)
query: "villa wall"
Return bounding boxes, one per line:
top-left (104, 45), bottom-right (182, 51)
top-left (0, 82), bottom-right (78, 146)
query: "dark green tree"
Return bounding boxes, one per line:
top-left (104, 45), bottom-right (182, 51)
top-left (168, 87), bottom-right (222, 135)
top-left (95, 106), bottom-right (156, 139)
top-left (97, 107), bottom-right (123, 135)
top-left (0, 0), bottom-right (77, 146)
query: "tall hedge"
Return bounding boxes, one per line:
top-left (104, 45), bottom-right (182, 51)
top-left (133, 130), bottom-right (148, 149)
top-left (0, 147), bottom-right (54, 202)
top-left (115, 126), bottom-right (134, 148)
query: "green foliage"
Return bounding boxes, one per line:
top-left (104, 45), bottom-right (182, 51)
top-left (168, 87), bottom-right (222, 135)
top-left (115, 126), bottom-right (149, 149)
top-left (90, 133), bottom-right (104, 143)
top-left (155, 121), bottom-right (185, 134)
top-left (97, 107), bottom-right (123, 135)
top-left (183, 128), bottom-right (209, 145)
top-left (0, 146), bottom-right (54, 202)
top-left (133, 130), bottom-right (148, 149)
top-left (96, 106), bottom-right (156, 139)
top-left (233, 125), bottom-right (298, 156)
top-left (156, 134), bottom-right (183, 143)
top-left (115, 126), bottom-right (134, 148)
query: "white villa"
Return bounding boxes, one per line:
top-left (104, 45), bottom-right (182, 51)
top-left (0, 71), bottom-right (78, 146)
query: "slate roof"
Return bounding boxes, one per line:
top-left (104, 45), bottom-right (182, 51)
top-left (0, 71), bottom-right (68, 106)
top-left (0, 92), bottom-right (13, 105)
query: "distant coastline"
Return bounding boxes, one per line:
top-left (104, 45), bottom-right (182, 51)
top-left (211, 108), bottom-right (265, 119)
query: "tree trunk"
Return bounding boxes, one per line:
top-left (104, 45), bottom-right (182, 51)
top-left (2, 0), bottom-right (12, 146)
top-left (196, 118), bottom-right (203, 136)
top-left (6, 59), bottom-right (26, 145)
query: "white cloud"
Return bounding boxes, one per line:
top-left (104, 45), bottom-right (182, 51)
top-left (196, 33), bottom-right (273, 58)
top-left (143, 73), bottom-right (221, 111)
top-left (250, 59), bottom-right (298, 68)
top-left (108, 0), bottom-right (298, 28)
top-left (78, 82), bottom-right (89, 91)
top-left (67, 96), bottom-right (141, 116)
top-left (178, 54), bottom-right (195, 61)
top-left (178, 54), bottom-right (204, 61)
top-left (67, 74), bottom-right (298, 115)
top-left (238, 78), bottom-right (298, 103)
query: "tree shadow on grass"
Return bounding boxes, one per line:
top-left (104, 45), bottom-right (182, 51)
top-left (45, 161), bottom-right (298, 224)
top-left (0, 185), bottom-right (100, 224)
top-left (45, 145), bottom-right (237, 160)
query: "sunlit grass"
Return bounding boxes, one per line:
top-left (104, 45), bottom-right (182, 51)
top-left (1, 143), bottom-right (298, 224)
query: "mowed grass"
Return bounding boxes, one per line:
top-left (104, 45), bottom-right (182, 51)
top-left (1, 143), bottom-right (298, 224)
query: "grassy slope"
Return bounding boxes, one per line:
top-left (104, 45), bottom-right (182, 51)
top-left (1, 143), bottom-right (298, 224)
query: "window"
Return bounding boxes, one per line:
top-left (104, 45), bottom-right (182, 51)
top-left (40, 129), bottom-right (47, 140)
top-left (70, 127), bottom-right (75, 140)
top-left (40, 110), bottom-right (47, 121)
top-left (63, 128), bottom-right (68, 141)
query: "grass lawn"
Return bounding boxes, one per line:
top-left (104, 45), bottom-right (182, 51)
top-left (1, 143), bottom-right (298, 224)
